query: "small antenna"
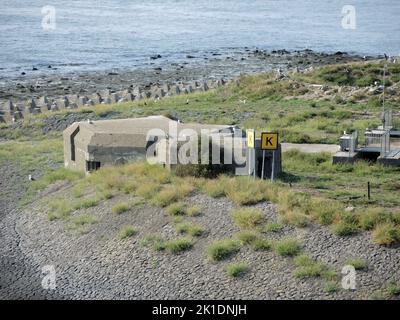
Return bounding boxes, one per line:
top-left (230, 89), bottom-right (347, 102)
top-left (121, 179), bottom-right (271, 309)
top-left (382, 63), bottom-right (387, 129)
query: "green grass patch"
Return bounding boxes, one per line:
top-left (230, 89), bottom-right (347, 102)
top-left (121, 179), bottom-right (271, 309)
top-left (164, 238), bottom-right (193, 254)
top-left (112, 202), bottom-right (130, 214)
top-left (207, 239), bottom-right (241, 261)
top-left (187, 206), bottom-right (202, 217)
top-left (140, 234), bottom-right (166, 251)
top-left (119, 225), bottom-right (137, 239)
top-left (231, 208), bottom-right (264, 229)
top-left (345, 257), bottom-right (367, 270)
top-left (175, 223), bottom-right (205, 237)
top-left (273, 238), bottom-right (302, 257)
top-left (293, 254), bottom-right (330, 279)
top-left (264, 222), bottom-right (284, 233)
top-left (166, 202), bottom-right (187, 216)
top-left (372, 222), bottom-right (400, 245)
top-left (226, 262), bottom-right (249, 278)
top-left (236, 231), bottom-right (259, 245)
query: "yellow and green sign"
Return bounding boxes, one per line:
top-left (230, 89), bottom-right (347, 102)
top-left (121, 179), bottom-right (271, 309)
top-left (246, 129), bottom-right (255, 149)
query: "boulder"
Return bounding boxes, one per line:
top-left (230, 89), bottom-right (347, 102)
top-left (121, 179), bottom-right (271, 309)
top-left (77, 96), bottom-right (88, 107)
top-left (26, 99), bottom-right (37, 110)
top-left (123, 93), bottom-right (134, 102)
top-left (2, 100), bottom-right (15, 112)
top-left (172, 86), bottom-right (181, 95)
top-left (50, 103), bottom-right (59, 111)
top-left (13, 111), bottom-right (23, 120)
top-left (57, 96), bottom-right (70, 109)
top-left (90, 93), bottom-right (102, 105)
top-left (162, 83), bottom-right (170, 92)
top-left (40, 103), bottom-right (50, 113)
top-left (37, 96), bottom-right (49, 106)
top-left (109, 93), bottom-right (120, 104)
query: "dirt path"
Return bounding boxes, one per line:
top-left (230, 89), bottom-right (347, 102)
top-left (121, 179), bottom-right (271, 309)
top-left (281, 143), bottom-right (340, 154)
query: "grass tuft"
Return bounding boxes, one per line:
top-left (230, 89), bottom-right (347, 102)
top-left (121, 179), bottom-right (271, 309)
top-left (165, 238), bottom-right (193, 254)
top-left (175, 223), bottom-right (205, 237)
top-left (187, 206), bottom-right (202, 217)
top-left (226, 262), bottom-right (249, 278)
top-left (112, 202), bottom-right (130, 214)
top-left (345, 257), bottom-right (367, 270)
top-left (231, 208), bottom-right (264, 229)
top-left (166, 202), bottom-right (187, 216)
top-left (207, 239), bottom-right (241, 261)
top-left (119, 225), bottom-right (137, 239)
top-left (273, 238), bottom-right (302, 257)
top-left (372, 222), bottom-right (400, 245)
top-left (264, 222), bottom-right (284, 233)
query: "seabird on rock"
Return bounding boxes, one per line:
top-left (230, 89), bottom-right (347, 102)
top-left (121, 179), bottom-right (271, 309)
top-left (28, 174), bottom-right (35, 181)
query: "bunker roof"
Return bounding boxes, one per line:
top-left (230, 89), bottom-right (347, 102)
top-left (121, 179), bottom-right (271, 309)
top-left (63, 115), bottom-right (235, 149)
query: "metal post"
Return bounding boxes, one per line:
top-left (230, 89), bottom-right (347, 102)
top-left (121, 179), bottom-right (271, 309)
top-left (261, 150), bottom-right (266, 180)
top-left (248, 147), bottom-right (251, 176)
top-left (253, 148), bottom-right (256, 179)
top-left (271, 150), bottom-right (275, 182)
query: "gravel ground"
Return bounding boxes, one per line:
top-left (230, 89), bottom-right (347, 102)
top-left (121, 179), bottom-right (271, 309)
top-left (12, 186), bottom-right (400, 300)
top-left (0, 163), bottom-right (63, 299)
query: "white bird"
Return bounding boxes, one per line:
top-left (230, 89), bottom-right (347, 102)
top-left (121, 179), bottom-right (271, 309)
top-left (28, 174), bottom-right (35, 181)
top-left (239, 99), bottom-right (246, 104)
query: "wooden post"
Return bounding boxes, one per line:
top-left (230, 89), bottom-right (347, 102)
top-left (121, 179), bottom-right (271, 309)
top-left (367, 181), bottom-right (371, 200)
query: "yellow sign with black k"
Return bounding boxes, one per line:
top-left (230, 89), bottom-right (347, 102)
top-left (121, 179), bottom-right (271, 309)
top-left (261, 132), bottom-right (278, 150)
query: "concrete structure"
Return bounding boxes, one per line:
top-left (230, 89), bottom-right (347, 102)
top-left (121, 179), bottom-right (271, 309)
top-left (63, 115), bottom-right (283, 177)
top-left (63, 116), bottom-right (239, 173)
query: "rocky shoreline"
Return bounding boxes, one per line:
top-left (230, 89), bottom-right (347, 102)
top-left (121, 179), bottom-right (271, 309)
top-left (0, 49), bottom-right (370, 124)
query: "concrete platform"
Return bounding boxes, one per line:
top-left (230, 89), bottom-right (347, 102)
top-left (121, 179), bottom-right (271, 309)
top-left (332, 151), bottom-right (360, 164)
